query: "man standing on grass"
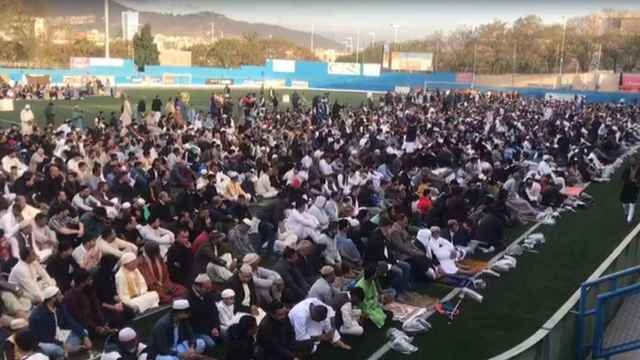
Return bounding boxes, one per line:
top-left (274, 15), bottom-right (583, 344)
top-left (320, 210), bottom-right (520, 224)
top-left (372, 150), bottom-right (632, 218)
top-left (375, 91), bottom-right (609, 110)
top-left (20, 105), bottom-right (34, 136)
top-left (44, 102), bottom-right (55, 126)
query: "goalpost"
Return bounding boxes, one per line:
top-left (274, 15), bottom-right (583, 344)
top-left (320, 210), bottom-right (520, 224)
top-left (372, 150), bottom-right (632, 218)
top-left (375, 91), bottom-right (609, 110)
top-left (162, 73), bottom-right (192, 86)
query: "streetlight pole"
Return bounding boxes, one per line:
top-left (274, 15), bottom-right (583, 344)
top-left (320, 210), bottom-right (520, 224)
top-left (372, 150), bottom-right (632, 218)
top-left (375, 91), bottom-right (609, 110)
top-left (559, 17), bottom-right (567, 87)
top-left (391, 24), bottom-right (400, 44)
top-left (472, 42), bottom-right (478, 89)
top-left (512, 42), bottom-right (517, 87)
top-left (356, 27), bottom-right (360, 64)
top-left (368, 32), bottom-right (376, 47)
top-left (310, 23), bottom-right (315, 51)
top-left (104, 0), bottom-right (110, 58)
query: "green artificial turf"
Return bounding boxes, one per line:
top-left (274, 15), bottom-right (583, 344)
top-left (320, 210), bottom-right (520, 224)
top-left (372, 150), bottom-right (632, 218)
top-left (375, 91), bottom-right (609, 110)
top-left (0, 88), bottom-right (371, 127)
top-left (315, 169), bottom-right (632, 360)
top-left (10, 89), bottom-right (633, 359)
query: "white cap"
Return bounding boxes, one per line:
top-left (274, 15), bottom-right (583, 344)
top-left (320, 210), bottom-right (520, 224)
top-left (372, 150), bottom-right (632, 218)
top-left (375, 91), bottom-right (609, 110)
top-left (118, 327), bottom-right (137, 342)
top-left (10, 318), bottom-right (28, 330)
top-left (221, 289), bottom-right (236, 298)
top-left (43, 286), bottom-right (60, 300)
top-left (121, 202), bottom-right (132, 210)
top-left (228, 171), bottom-right (238, 178)
top-left (242, 253), bottom-right (260, 265)
top-left (120, 252), bottom-right (137, 265)
top-left (194, 274), bottom-right (209, 284)
top-left (172, 299), bottom-right (190, 311)
top-left (416, 229), bottom-right (432, 243)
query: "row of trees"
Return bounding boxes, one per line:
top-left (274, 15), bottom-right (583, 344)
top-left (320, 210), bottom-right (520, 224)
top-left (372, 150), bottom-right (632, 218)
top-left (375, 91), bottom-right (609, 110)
top-left (190, 33), bottom-right (317, 68)
top-left (337, 15), bottom-right (640, 74)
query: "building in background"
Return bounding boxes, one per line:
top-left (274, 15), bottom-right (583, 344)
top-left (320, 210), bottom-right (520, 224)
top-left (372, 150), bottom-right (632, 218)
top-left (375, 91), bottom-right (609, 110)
top-left (34, 18), bottom-right (46, 38)
top-left (159, 49), bottom-right (192, 67)
top-left (585, 10), bottom-right (640, 35)
top-left (121, 11), bottom-right (139, 41)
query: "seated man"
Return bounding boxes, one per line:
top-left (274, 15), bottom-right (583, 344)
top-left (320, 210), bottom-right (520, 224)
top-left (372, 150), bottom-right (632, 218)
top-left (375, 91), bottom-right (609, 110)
top-left (242, 253), bottom-right (282, 305)
top-left (64, 270), bottom-right (112, 338)
top-left (138, 242), bottom-right (187, 305)
top-left (101, 327), bottom-right (148, 360)
top-left (273, 247), bottom-right (310, 305)
top-left (9, 248), bottom-right (56, 304)
top-left (97, 228), bottom-right (138, 259)
top-left (216, 289), bottom-right (239, 336)
top-left (148, 300), bottom-right (206, 360)
top-left (114, 253), bottom-right (160, 314)
top-left (355, 264), bottom-right (392, 329)
top-left (29, 286), bottom-right (91, 359)
top-left (226, 265), bottom-right (266, 324)
top-left (188, 274), bottom-right (220, 351)
top-left (31, 214), bottom-right (58, 262)
top-left (136, 216), bottom-right (175, 258)
top-left (426, 226), bottom-right (475, 276)
top-left (72, 235), bottom-right (103, 272)
top-left (257, 302), bottom-right (297, 360)
top-left (307, 266), bottom-right (342, 307)
top-left (224, 172), bottom-right (251, 201)
top-left (335, 287), bottom-right (365, 337)
top-left (288, 298), bottom-right (351, 356)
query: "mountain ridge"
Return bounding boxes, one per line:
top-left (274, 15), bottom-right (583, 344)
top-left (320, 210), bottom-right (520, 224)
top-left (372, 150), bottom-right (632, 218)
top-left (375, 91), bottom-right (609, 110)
top-left (25, 0), bottom-right (339, 49)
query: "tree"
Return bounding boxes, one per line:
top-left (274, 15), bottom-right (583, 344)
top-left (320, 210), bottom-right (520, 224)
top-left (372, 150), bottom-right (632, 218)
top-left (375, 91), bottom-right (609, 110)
top-left (133, 24), bottom-right (159, 71)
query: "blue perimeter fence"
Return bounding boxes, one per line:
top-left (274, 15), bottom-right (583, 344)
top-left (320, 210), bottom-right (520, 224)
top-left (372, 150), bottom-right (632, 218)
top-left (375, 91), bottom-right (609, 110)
top-left (1, 59), bottom-right (640, 104)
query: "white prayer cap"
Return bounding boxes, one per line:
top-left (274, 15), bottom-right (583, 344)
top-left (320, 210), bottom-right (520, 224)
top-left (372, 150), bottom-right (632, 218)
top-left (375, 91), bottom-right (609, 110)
top-left (172, 299), bottom-right (190, 311)
top-left (228, 171), bottom-right (239, 178)
top-left (221, 289), bottom-right (236, 298)
top-left (118, 327), bottom-right (137, 342)
top-left (239, 264), bottom-right (253, 275)
top-left (121, 202), bottom-right (131, 210)
top-left (43, 286), bottom-right (60, 300)
top-left (194, 274), bottom-right (209, 284)
top-left (416, 229), bottom-right (432, 243)
top-left (121, 252), bottom-right (137, 265)
top-left (242, 253), bottom-right (260, 265)
top-left (10, 318), bottom-right (28, 330)
top-left (135, 198), bottom-right (146, 206)
top-left (320, 266), bottom-right (335, 276)
top-left (313, 150), bottom-right (324, 158)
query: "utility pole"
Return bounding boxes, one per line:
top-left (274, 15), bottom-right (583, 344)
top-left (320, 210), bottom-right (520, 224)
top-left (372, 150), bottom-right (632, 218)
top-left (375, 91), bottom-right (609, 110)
top-left (391, 24), bottom-right (400, 44)
top-left (472, 42), bottom-right (478, 89)
top-left (512, 42), bottom-right (517, 87)
top-left (310, 23), bottom-right (315, 51)
top-left (210, 21), bottom-right (215, 43)
top-left (368, 32), bottom-right (376, 47)
top-left (559, 17), bottom-right (567, 87)
top-left (104, 0), bottom-right (110, 58)
top-left (356, 27), bottom-right (360, 64)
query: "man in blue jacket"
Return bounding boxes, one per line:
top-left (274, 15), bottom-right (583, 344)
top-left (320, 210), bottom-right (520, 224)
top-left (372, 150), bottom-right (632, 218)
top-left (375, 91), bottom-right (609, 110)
top-left (29, 286), bottom-right (91, 359)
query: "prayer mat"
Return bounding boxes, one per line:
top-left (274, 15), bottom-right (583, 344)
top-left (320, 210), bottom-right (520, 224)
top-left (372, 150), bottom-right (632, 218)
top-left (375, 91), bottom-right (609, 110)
top-left (458, 259), bottom-right (490, 274)
top-left (561, 186), bottom-right (586, 197)
top-left (384, 301), bottom-right (428, 323)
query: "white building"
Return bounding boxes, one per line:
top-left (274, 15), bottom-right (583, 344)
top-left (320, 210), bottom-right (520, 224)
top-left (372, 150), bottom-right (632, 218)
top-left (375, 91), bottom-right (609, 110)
top-left (34, 18), bottom-right (46, 38)
top-left (121, 11), bottom-right (139, 41)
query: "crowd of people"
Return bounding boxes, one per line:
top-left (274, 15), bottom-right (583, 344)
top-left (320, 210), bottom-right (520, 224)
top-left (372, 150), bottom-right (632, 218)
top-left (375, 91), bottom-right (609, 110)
top-left (0, 85), bottom-right (638, 360)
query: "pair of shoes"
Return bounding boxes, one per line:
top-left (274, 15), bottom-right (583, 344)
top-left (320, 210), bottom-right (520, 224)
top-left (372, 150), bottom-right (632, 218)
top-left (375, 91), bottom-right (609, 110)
top-left (479, 246), bottom-right (495, 254)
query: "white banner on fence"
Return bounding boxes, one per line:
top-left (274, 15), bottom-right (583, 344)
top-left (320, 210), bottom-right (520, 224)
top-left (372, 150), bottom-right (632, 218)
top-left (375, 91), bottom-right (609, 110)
top-left (328, 62), bottom-right (361, 76)
top-left (264, 79), bottom-right (286, 88)
top-left (0, 99), bottom-right (14, 111)
top-left (394, 86), bottom-right (411, 94)
top-left (290, 80), bottom-right (309, 89)
top-left (272, 59), bottom-right (296, 73)
top-left (545, 92), bottom-right (576, 101)
top-left (363, 63), bottom-right (381, 77)
top-left (89, 57), bottom-right (125, 67)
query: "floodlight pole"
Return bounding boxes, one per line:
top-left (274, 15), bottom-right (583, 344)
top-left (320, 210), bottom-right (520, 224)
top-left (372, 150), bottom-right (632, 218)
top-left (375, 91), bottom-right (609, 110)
top-left (105, 0), bottom-right (110, 58)
top-left (472, 42), bottom-right (478, 89)
top-left (512, 42), bottom-right (517, 87)
top-left (311, 23), bottom-right (315, 51)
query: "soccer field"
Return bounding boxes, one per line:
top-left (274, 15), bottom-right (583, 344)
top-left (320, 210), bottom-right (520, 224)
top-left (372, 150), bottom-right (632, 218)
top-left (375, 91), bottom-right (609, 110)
top-left (0, 88), bottom-right (373, 127)
top-left (6, 87), bottom-right (634, 359)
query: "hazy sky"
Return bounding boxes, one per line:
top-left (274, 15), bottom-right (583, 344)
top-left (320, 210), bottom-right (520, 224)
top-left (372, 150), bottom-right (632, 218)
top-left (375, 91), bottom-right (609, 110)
top-left (117, 0), bottom-right (640, 41)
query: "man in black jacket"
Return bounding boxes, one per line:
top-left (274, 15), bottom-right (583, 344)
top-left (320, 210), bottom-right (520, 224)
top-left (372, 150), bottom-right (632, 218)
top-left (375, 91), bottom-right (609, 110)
top-left (257, 301), bottom-right (297, 360)
top-left (148, 299), bottom-right (206, 360)
top-left (188, 274), bottom-right (220, 351)
top-left (273, 247), bottom-right (310, 305)
top-left (363, 216), bottom-right (412, 298)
